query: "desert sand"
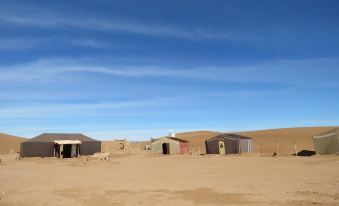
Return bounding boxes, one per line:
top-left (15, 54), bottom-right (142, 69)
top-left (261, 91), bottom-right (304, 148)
top-left (1, 127), bottom-right (339, 206)
top-left (0, 133), bottom-right (26, 154)
top-left (0, 154), bottom-right (339, 206)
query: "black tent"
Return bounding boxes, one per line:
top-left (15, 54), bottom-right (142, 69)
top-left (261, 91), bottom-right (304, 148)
top-left (20, 133), bottom-right (101, 158)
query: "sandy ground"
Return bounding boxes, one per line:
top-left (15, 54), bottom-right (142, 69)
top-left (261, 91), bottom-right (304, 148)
top-left (0, 154), bottom-right (339, 206)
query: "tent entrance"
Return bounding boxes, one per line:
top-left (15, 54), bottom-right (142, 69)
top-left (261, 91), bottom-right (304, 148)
top-left (63, 144), bottom-right (72, 158)
top-left (162, 143), bottom-right (170, 155)
top-left (54, 140), bottom-right (81, 158)
top-left (60, 144), bottom-right (80, 158)
top-left (218, 141), bottom-right (225, 155)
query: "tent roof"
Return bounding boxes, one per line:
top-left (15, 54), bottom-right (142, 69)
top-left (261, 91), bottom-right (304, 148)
top-left (27, 133), bottom-right (99, 142)
top-left (206, 133), bottom-right (252, 142)
top-left (313, 128), bottom-right (338, 138)
top-left (169, 137), bottom-right (188, 143)
top-left (151, 137), bottom-right (188, 143)
top-left (224, 134), bottom-right (252, 139)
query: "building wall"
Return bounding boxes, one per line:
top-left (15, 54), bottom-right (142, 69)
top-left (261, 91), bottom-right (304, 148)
top-left (239, 139), bottom-right (254, 153)
top-left (20, 142), bottom-right (55, 157)
top-left (20, 141), bottom-right (101, 157)
top-left (80, 141), bottom-right (101, 155)
top-left (180, 142), bottom-right (189, 154)
top-left (313, 133), bottom-right (339, 154)
top-left (205, 137), bottom-right (239, 154)
top-left (151, 138), bottom-right (180, 154)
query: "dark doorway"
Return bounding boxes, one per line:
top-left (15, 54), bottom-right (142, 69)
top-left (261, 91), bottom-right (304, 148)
top-left (63, 144), bottom-right (72, 158)
top-left (162, 143), bottom-right (170, 155)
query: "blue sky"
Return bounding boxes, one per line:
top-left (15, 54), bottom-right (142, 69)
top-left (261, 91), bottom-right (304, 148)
top-left (1, 0), bottom-right (339, 140)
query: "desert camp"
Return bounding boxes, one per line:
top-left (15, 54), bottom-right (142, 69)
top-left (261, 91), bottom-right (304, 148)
top-left (1, 127), bottom-right (339, 206)
top-left (1, 1), bottom-right (339, 205)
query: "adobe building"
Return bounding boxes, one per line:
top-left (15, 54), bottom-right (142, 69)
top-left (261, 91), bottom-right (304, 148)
top-left (151, 137), bottom-right (189, 155)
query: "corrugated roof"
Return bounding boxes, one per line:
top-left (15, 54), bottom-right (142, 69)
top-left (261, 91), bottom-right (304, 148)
top-left (169, 137), bottom-right (188, 143)
top-left (27, 133), bottom-right (99, 142)
top-left (224, 134), bottom-right (252, 139)
top-left (313, 128), bottom-right (338, 138)
top-left (207, 133), bottom-right (252, 142)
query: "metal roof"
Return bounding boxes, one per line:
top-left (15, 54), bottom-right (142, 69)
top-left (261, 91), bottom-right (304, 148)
top-left (27, 133), bottom-right (99, 142)
top-left (206, 133), bottom-right (252, 142)
top-left (168, 137), bottom-right (189, 143)
top-left (313, 128), bottom-right (339, 138)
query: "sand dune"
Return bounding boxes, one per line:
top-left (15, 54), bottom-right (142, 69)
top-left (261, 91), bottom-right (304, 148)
top-left (1, 126), bottom-right (336, 155)
top-left (0, 133), bottom-right (27, 154)
top-left (237, 127), bottom-right (336, 155)
top-left (174, 131), bottom-right (221, 154)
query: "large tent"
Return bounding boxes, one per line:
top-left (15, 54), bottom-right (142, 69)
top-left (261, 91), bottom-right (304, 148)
top-left (313, 128), bottom-right (339, 155)
top-left (205, 134), bottom-right (254, 155)
top-left (151, 137), bottom-right (189, 154)
top-left (20, 133), bottom-right (101, 158)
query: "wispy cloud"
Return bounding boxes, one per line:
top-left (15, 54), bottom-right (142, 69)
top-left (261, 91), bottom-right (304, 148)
top-left (0, 37), bottom-right (44, 50)
top-left (0, 91), bottom-right (261, 119)
top-left (0, 98), bottom-right (165, 118)
top-left (0, 12), bottom-right (238, 41)
top-left (0, 36), bottom-right (118, 51)
top-left (68, 38), bottom-right (113, 49)
top-left (0, 57), bottom-right (338, 87)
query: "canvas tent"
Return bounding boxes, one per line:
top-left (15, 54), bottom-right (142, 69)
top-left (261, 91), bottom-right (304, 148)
top-left (20, 133), bottom-right (101, 158)
top-left (151, 137), bottom-right (189, 154)
top-left (205, 134), bottom-right (254, 155)
top-left (313, 128), bottom-right (339, 155)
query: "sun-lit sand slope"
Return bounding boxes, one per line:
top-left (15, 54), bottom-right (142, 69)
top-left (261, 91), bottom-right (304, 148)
top-left (237, 127), bottom-right (335, 155)
top-left (0, 154), bottom-right (338, 206)
top-left (175, 131), bottom-right (221, 154)
top-left (0, 133), bottom-right (27, 154)
top-left (175, 127), bottom-right (335, 155)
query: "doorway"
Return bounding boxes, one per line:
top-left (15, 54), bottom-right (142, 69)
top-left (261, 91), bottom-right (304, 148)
top-left (63, 144), bottom-right (72, 158)
top-left (162, 143), bottom-right (170, 155)
top-left (218, 141), bottom-right (225, 155)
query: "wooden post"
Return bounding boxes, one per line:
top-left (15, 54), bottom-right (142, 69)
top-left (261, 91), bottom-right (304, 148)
top-left (198, 146), bottom-right (201, 155)
top-left (276, 140), bottom-right (279, 156)
top-left (256, 145), bottom-right (260, 157)
top-left (294, 142), bottom-right (298, 157)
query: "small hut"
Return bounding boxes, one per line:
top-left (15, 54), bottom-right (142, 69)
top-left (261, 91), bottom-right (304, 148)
top-left (205, 134), bottom-right (254, 155)
top-left (313, 128), bottom-right (339, 155)
top-left (151, 137), bottom-right (189, 154)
